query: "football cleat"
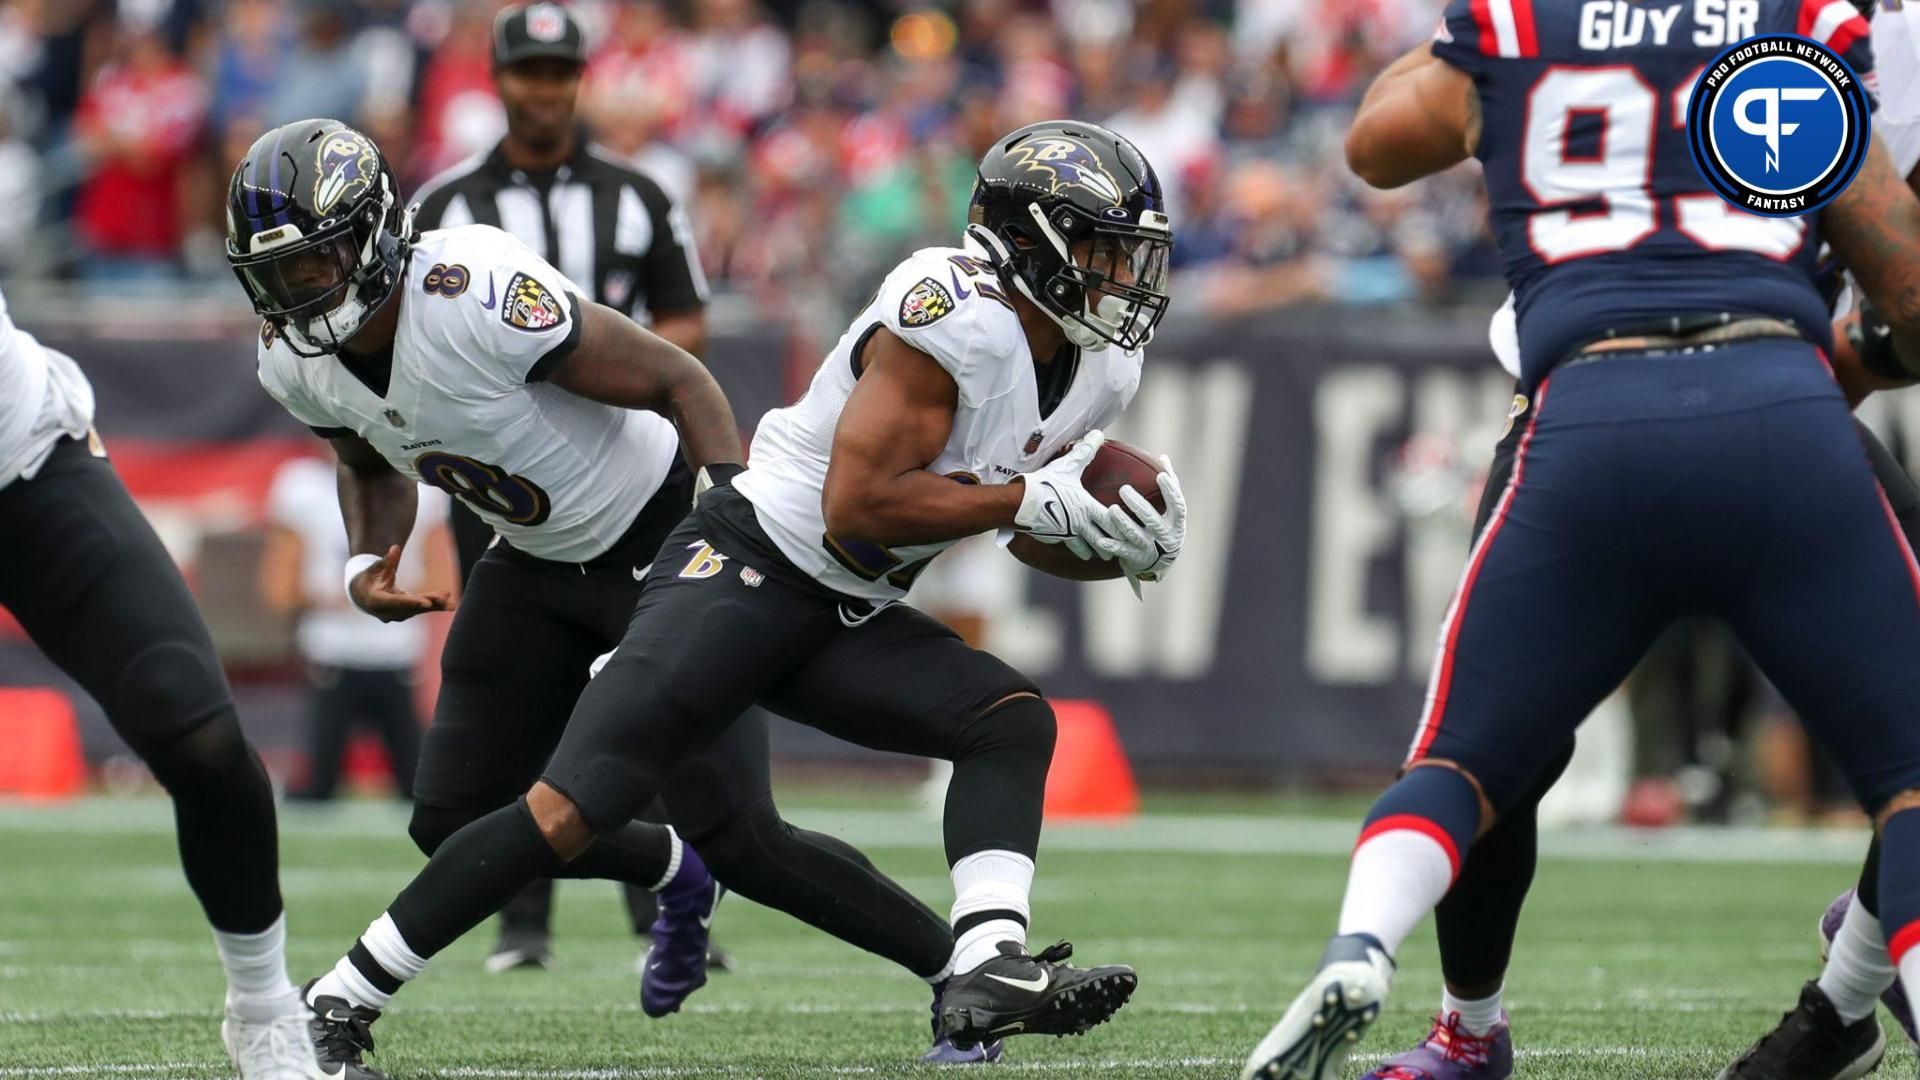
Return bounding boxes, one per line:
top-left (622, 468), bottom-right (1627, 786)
top-left (1716, 980), bottom-right (1885, 1080)
top-left (1242, 933), bottom-right (1395, 1080)
top-left (937, 939), bottom-right (1136, 1048)
top-left (641, 848), bottom-right (721, 1018)
top-left (632, 942), bottom-right (734, 975)
top-left (222, 1002), bottom-right (330, 1079)
top-left (483, 925), bottom-right (554, 975)
top-left (301, 980), bottom-right (387, 1079)
top-left (923, 978), bottom-right (1005, 1064)
top-left (1358, 1012), bottom-right (1512, 1080)
top-left (1822, 888), bottom-right (1917, 1045)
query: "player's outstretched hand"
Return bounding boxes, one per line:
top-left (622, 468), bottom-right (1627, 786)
top-left (1013, 429), bottom-right (1112, 558)
top-left (1092, 456), bottom-right (1186, 588)
top-left (350, 543), bottom-right (457, 622)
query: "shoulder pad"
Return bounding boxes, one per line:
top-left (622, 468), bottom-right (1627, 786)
top-left (879, 248), bottom-right (1023, 407)
top-left (412, 225), bottom-right (583, 385)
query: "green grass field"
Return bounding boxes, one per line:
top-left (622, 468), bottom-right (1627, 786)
top-left (0, 787), bottom-right (1902, 1078)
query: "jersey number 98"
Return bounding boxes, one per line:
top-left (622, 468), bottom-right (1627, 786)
top-left (415, 451), bottom-right (552, 526)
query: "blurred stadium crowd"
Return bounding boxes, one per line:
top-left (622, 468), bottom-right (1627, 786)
top-left (0, 0), bottom-right (1506, 323)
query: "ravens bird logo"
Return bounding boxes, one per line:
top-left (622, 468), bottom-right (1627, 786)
top-left (1005, 137), bottom-right (1124, 205)
top-left (313, 133), bottom-right (379, 216)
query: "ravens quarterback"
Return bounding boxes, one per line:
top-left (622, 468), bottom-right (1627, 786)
top-left (1242, 0), bottom-right (1920, 1075)
top-left (277, 119), bottom-right (1186, 1065)
top-left (227, 118), bottom-right (980, 1075)
top-left (0, 289), bottom-right (322, 1076)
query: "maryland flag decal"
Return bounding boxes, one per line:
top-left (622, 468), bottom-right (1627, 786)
top-left (502, 272), bottom-right (566, 332)
top-left (899, 277), bottom-right (955, 328)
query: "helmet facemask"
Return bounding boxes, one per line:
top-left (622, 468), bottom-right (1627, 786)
top-left (987, 200), bottom-right (1171, 351)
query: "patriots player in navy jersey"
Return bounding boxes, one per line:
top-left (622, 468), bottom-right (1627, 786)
top-left (1240, 0), bottom-right (1920, 1075)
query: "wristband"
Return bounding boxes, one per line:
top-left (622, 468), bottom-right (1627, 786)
top-left (693, 462), bottom-right (746, 500)
top-left (1851, 301), bottom-right (1920, 381)
top-left (343, 553), bottom-right (383, 607)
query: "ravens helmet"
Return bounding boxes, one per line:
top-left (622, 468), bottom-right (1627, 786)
top-left (966, 121), bottom-right (1172, 351)
top-left (226, 119), bottom-right (411, 357)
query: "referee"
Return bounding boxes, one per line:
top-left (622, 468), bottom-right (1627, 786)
top-left (410, 1), bottom-right (715, 976)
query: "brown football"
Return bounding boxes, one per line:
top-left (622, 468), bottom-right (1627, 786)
top-left (1075, 438), bottom-right (1167, 513)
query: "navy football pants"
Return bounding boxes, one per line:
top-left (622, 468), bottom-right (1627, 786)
top-left (1412, 340), bottom-right (1920, 815)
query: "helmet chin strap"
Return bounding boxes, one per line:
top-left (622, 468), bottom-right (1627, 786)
top-left (964, 223), bottom-right (1013, 267)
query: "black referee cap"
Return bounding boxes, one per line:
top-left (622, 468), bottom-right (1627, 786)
top-left (493, 3), bottom-right (587, 68)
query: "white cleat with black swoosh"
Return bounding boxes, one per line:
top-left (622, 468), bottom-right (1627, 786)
top-left (1242, 934), bottom-right (1396, 1080)
top-left (937, 940), bottom-right (1137, 1049)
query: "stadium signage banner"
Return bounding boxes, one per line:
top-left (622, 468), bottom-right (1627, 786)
top-left (14, 317), bottom-right (1570, 776)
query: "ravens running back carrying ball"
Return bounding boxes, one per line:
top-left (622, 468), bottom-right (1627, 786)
top-left (269, 117), bottom-right (1188, 1071)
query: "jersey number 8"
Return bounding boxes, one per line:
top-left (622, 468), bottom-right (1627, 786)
top-left (1521, 67), bottom-right (1807, 264)
top-left (422, 263), bottom-right (470, 298)
top-left (415, 451), bottom-right (552, 526)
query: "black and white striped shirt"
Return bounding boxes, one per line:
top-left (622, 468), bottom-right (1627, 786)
top-left (410, 137), bottom-right (708, 321)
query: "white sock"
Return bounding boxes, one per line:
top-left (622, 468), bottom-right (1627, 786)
top-left (1824, 898), bottom-right (1897, 1023)
top-left (649, 827), bottom-right (685, 892)
top-left (1336, 824), bottom-right (1459, 957)
top-left (949, 849), bottom-right (1034, 975)
top-left (1441, 984), bottom-right (1504, 1036)
top-left (213, 915), bottom-right (299, 1021)
top-left (307, 914), bottom-right (429, 1012)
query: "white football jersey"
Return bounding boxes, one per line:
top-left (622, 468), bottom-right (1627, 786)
top-left (735, 238), bottom-right (1143, 602)
top-left (257, 224), bottom-right (680, 564)
top-left (0, 286), bottom-right (95, 490)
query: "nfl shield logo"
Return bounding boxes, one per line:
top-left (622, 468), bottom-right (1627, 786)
top-left (739, 566), bottom-right (765, 588)
top-left (1023, 430), bottom-right (1044, 455)
top-left (383, 408), bottom-right (405, 428)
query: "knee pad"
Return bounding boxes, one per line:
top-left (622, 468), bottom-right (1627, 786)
top-left (953, 694), bottom-right (1055, 764)
top-left (676, 792), bottom-right (779, 873)
top-left (660, 753), bottom-right (759, 843)
top-left (1364, 764), bottom-right (1483, 865)
top-left (408, 803), bottom-right (486, 857)
top-left (116, 641), bottom-right (234, 759)
top-left (140, 706), bottom-right (261, 798)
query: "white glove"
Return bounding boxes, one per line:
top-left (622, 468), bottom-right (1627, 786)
top-left (1013, 429), bottom-right (1114, 555)
top-left (1091, 456), bottom-right (1186, 591)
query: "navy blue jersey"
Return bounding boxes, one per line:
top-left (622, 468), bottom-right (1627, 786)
top-left (1433, 0), bottom-right (1875, 381)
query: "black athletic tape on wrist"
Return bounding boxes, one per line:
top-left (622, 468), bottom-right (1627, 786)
top-left (1853, 304), bottom-right (1920, 381)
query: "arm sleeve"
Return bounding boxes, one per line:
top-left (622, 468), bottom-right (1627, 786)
top-left (630, 179), bottom-right (709, 314)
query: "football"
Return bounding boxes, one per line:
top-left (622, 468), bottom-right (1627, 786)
top-left (1078, 438), bottom-right (1168, 513)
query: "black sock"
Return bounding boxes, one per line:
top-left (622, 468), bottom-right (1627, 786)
top-left (1859, 834), bottom-right (1884, 917)
top-left (1434, 740), bottom-right (1574, 992)
top-left (944, 697), bottom-right (1055, 863)
top-left (692, 797), bottom-right (953, 979)
top-left (388, 799), bottom-right (564, 959)
top-left (147, 712), bottom-right (284, 933)
top-left (557, 820), bottom-right (675, 887)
